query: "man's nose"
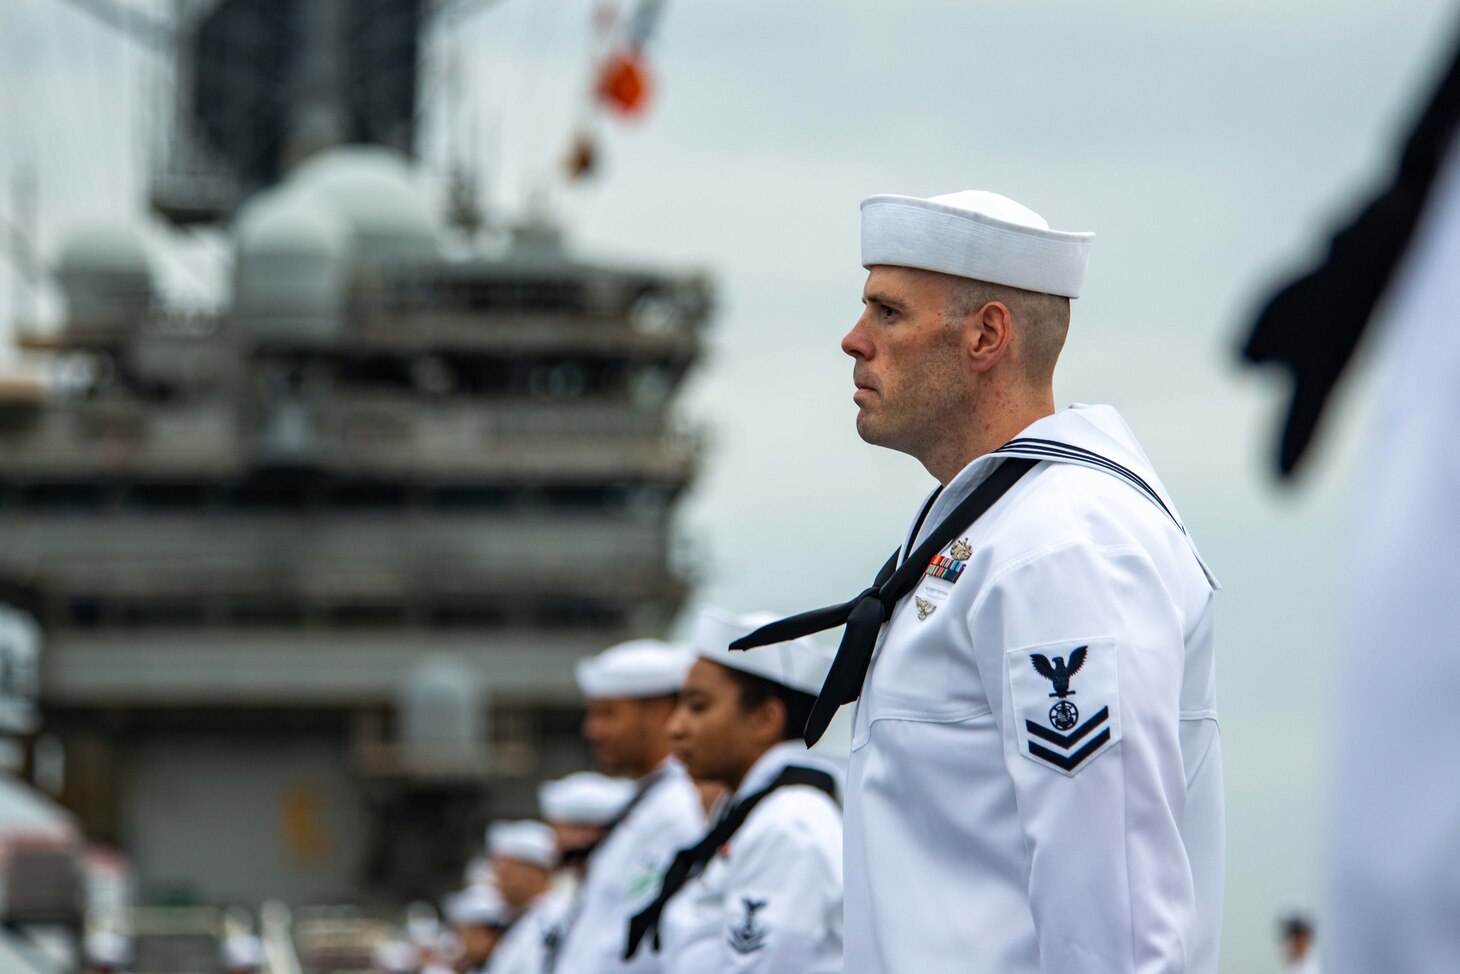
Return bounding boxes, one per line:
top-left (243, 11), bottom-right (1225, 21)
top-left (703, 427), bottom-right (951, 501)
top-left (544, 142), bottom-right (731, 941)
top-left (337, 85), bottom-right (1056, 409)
top-left (842, 311), bottom-right (873, 360)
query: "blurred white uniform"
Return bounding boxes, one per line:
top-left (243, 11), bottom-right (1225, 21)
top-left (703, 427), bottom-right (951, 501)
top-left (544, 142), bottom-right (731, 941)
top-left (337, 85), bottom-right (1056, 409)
top-left (844, 404), bottom-right (1224, 974)
top-left (487, 891), bottom-right (568, 974)
top-left (658, 741), bottom-right (842, 974)
top-left (1326, 132), bottom-right (1460, 974)
top-left (551, 759), bottom-right (704, 973)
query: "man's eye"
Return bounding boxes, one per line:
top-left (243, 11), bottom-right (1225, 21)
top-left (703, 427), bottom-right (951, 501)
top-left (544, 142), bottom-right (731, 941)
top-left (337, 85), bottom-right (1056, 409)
top-left (879, 305), bottom-right (898, 320)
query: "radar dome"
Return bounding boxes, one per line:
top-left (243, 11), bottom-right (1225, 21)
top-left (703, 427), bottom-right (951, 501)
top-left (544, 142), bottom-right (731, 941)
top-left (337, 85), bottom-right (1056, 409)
top-left (289, 145), bottom-right (439, 260)
top-left (54, 221), bottom-right (153, 337)
top-left (233, 185), bottom-right (349, 342)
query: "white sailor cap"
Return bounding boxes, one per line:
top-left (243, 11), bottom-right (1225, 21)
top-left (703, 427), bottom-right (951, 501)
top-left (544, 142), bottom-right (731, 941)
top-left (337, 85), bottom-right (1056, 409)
top-left (690, 606), bottom-right (834, 696)
top-left (85, 931), bottom-right (133, 967)
top-left (373, 940), bottom-right (419, 973)
top-left (538, 772), bottom-right (636, 827)
top-left (221, 934), bottom-right (265, 971)
top-left (574, 639), bottom-right (693, 699)
top-left (860, 190), bottom-right (1094, 298)
top-left (486, 820), bottom-right (559, 869)
top-left (445, 884), bottom-right (511, 928)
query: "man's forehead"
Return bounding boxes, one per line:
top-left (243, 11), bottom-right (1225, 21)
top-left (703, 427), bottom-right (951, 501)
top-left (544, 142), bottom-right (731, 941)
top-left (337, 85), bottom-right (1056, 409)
top-left (863, 264), bottom-right (957, 301)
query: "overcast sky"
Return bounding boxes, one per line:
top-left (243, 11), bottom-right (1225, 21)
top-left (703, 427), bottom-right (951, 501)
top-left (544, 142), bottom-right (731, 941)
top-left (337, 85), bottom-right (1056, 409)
top-left (2, 1), bottom-right (1457, 970)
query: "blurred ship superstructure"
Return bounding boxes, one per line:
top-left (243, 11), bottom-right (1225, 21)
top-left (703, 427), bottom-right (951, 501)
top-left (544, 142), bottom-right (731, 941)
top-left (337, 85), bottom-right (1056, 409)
top-left (0, 0), bottom-right (711, 906)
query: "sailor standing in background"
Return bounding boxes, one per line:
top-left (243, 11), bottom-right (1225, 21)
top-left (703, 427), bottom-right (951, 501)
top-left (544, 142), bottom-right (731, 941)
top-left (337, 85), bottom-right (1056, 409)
top-left (482, 821), bottom-right (561, 974)
top-left (444, 885), bottom-right (513, 974)
top-left (537, 772), bottom-right (638, 972)
top-left (551, 640), bottom-right (705, 973)
top-left (733, 190), bottom-right (1224, 973)
top-left (624, 606), bottom-right (842, 973)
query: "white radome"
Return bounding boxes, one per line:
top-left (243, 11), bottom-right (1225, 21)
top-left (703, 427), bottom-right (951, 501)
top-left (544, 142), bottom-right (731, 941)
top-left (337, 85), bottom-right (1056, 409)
top-left (289, 145), bottom-right (440, 259)
top-left (234, 185), bottom-right (352, 260)
top-left (232, 184), bottom-right (351, 337)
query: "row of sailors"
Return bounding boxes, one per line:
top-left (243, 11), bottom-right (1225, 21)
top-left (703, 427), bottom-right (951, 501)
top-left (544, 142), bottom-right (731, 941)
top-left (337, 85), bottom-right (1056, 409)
top-left (380, 605), bottom-right (843, 974)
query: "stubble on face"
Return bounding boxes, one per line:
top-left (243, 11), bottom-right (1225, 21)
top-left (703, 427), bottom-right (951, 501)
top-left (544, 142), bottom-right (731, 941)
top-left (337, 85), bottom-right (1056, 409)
top-left (849, 268), bottom-right (975, 458)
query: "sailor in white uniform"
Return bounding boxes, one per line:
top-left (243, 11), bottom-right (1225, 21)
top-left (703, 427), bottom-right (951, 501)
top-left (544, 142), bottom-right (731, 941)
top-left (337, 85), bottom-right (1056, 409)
top-left (537, 773), bottom-right (639, 973)
top-left (445, 885), bottom-right (513, 974)
top-left (625, 606), bottom-right (842, 974)
top-left (733, 190), bottom-right (1224, 974)
top-left (552, 640), bottom-right (706, 973)
top-left (483, 821), bottom-right (562, 974)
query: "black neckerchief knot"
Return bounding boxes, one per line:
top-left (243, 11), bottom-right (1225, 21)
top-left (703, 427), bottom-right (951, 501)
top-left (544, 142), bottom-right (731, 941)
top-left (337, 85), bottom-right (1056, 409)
top-left (730, 457), bottom-right (1038, 745)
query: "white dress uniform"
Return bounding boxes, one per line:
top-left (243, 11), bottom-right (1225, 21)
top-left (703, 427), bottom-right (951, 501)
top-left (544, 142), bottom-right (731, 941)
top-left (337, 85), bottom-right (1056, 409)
top-left (657, 740), bottom-right (843, 974)
top-left (550, 758), bottom-right (705, 973)
top-left (1323, 113), bottom-right (1460, 974)
top-left (843, 403), bottom-right (1224, 974)
top-left (487, 890), bottom-right (569, 974)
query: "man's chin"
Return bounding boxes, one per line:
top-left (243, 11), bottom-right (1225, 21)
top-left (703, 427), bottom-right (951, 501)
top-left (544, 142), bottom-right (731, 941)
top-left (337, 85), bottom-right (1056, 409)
top-left (855, 413), bottom-right (894, 448)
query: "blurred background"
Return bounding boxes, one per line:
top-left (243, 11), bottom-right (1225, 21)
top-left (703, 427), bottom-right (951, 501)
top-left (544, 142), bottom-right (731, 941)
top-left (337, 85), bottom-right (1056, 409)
top-left (0, 0), bottom-right (1454, 971)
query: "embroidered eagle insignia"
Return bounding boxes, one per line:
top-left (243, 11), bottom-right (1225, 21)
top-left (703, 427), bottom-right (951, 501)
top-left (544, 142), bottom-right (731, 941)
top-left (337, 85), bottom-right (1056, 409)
top-left (1030, 646), bottom-right (1088, 699)
top-left (949, 538), bottom-right (973, 560)
top-left (726, 897), bottom-right (768, 954)
top-left (914, 596), bottom-right (936, 621)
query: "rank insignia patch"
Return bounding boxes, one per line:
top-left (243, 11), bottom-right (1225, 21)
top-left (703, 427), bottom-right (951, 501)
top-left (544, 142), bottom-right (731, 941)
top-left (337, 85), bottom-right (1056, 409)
top-left (925, 553), bottom-right (965, 583)
top-left (726, 897), bottom-right (768, 955)
top-left (1007, 637), bottom-right (1120, 776)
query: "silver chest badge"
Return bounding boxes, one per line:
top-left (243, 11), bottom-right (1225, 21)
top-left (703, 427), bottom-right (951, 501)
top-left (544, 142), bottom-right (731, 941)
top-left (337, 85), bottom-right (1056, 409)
top-left (914, 596), bottom-right (936, 621)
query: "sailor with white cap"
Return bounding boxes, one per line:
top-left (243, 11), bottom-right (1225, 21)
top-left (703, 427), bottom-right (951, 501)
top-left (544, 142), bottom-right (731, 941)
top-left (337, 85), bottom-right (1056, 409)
top-left (732, 190), bottom-right (1224, 973)
top-left (535, 773), bottom-right (638, 972)
top-left (483, 820), bottom-right (563, 974)
top-left (551, 640), bottom-right (705, 974)
top-left (624, 606), bottom-right (842, 973)
top-left (445, 884), bottom-right (513, 974)
top-left (538, 772), bottom-right (637, 879)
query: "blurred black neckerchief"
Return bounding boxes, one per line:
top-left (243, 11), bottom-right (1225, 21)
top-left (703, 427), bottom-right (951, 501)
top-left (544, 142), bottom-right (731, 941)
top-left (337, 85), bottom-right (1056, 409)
top-left (1241, 25), bottom-right (1460, 479)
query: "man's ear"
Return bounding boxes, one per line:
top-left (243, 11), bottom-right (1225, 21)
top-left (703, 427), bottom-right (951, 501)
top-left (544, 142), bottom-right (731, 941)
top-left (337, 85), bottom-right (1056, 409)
top-left (967, 300), bottom-right (1014, 373)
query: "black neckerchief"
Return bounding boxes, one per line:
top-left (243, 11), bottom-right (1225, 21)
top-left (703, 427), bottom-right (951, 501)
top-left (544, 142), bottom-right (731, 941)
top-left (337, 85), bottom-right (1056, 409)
top-left (623, 764), bottom-right (837, 958)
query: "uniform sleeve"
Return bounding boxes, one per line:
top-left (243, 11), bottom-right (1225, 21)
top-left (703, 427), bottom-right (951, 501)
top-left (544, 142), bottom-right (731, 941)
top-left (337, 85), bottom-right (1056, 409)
top-left (706, 806), bottom-right (841, 974)
top-left (968, 539), bottom-right (1195, 973)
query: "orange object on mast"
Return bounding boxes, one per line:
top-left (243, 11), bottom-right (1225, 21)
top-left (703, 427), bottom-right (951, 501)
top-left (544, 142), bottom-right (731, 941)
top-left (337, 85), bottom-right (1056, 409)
top-left (598, 50), bottom-right (652, 117)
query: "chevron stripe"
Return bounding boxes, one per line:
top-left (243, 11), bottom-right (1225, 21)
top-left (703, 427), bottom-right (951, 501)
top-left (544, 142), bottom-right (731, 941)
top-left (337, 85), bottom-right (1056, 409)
top-left (1027, 729), bottom-right (1112, 772)
top-left (1026, 707), bottom-right (1109, 748)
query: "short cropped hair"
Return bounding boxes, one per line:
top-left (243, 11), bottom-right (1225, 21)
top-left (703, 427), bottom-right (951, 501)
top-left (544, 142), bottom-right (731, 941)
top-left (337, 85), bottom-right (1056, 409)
top-left (945, 278), bottom-right (1071, 381)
